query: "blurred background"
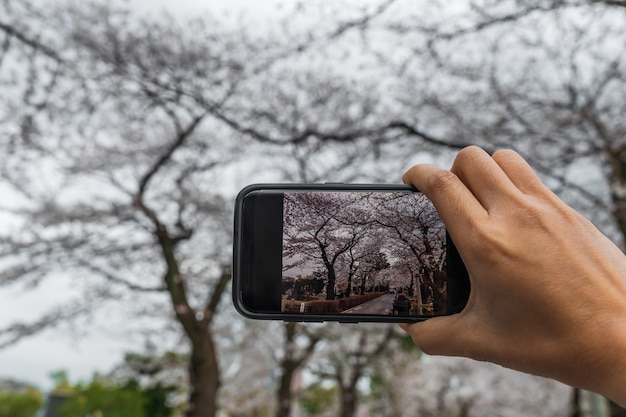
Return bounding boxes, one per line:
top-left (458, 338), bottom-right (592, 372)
top-left (0, 0), bottom-right (625, 416)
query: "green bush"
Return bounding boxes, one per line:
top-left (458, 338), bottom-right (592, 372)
top-left (299, 385), bottom-right (336, 415)
top-left (57, 381), bottom-right (145, 417)
top-left (49, 365), bottom-right (179, 417)
top-left (0, 389), bottom-right (44, 417)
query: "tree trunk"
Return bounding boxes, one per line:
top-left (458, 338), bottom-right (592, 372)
top-left (156, 232), bottom-right (225, 417)
top-left (338, 385), bottom-right (358, 417)
top-left (327, 265), bottom-right (337, 300)
top-left (186, 331), bottom-right (220, 417)
top-left (319, 243), bottom-right (337, 300)
top-left (276, 322), bottom-right (297, 417)
top-left (345, 271), bottom-right (354, 297)
top-left (276, 362), bottom-right (297, 417)
top-left (414, 273), bottom-right (423, 309)
top-left (276, 323), bottom-right (319, 417)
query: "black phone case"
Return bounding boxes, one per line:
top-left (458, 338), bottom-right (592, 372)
top-left (232, 183), bottom-right (467, 323)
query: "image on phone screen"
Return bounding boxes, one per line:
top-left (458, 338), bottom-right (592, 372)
top-left (281, 191), bottom-right (449, 317)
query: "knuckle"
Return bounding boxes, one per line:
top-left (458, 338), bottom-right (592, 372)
top-left (426, 170), bottom-right (459, 192)
top-left (513, 195), bottom-right (562, 229)
top-left (470, 223), bottom-right (503, 256)
top-left (520, 201), bottom-right (547, 227)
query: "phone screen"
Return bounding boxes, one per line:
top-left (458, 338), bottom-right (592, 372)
top-left (234, 185), bottom-right (469, 322)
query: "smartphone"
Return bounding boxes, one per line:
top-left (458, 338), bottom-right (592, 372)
top-left (232, 184), bottom-right (469, 323)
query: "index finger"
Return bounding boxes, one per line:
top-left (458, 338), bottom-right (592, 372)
top-left (402, 164), bottom-right (488, 242)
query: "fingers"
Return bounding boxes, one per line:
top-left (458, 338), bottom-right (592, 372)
top-left (402, 162), bottom-right (488, 238)
top-left (450, 146), bottom-right (523, 212)
top-left (404, 147), bottom-right (549, 219)
top-left (492, 149), bottom-right (552, 198)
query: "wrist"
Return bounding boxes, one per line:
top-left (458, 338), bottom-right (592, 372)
top-left (599, 325), bottom-right (626, 406)
top-left (580, 320), bottom-right (626, 406)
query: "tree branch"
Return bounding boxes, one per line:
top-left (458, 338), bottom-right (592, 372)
top-left (76, 258), bottom-right (167, 293)
top-left (159, 232), bottom-right (197, 339)
top-left (0, 21), bottom-right (63, 62)
top-left (251, 0), bottom-right (398, 75)
top-left (133, 112), bottom-right (207, 242)
top-left (203, 266), bottom-right (231, 325)
top-left (137, 112), bottom-right (207, 198)
top-left (0, 302), bottom-right (87, 349)
top-left (597, 0), bottom-right (626, 6)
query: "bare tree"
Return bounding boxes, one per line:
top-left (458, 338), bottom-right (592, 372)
top-left (283, 193), bottom-right (374, 301)
top-left (307, 325), bottom-right (397, 417)
top-left (0, 2), bottom-right (262, 416)
top-left (274, 323), bottom-right (321, 417)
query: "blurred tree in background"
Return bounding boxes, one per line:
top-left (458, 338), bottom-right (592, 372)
top-left (45, 360), bottom-right (183, 417)
top-left (0, 0), bottom-right (625, 416)
top-left (0, 385), bottom-right (42, 417)
top-left (56, 381), bottom-right (145, 417)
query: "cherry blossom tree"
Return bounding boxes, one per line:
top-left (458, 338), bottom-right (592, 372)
top-left (283, 193), bottom-right (374, 301)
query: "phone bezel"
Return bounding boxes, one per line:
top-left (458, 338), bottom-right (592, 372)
top-left (232, 183), bottom-right (469, 323)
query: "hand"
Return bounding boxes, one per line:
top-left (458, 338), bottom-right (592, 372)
top-left (401, 146), bottom-right (626, 405)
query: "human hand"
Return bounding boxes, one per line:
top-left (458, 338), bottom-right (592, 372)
top-left (401, 146), bottom-right (626, 405)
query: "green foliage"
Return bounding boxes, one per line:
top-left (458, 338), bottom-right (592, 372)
top-left (118, 347), bottom-right (186, 416)
top-left (121, 347), bottom-right (187, 379)
top-left (368, 368), bottom-right (387, 394)
top-left (295, 277), bottom-right (326, 298)
top-left (49, 367), bottom-right (178, 417)
top-left (50, 370), bottom-right (75, 395)
top-left (128, 380), bottom-right (179, 417)
top-left (367, 368), bottom-right (392, 416)
top-left (299, 384), bottom-right (336, 415)
top-left (0, 388), bottom-right (44, 417)
top-left (57, 381), bottom-right (145, 417)
top-left (398, 333), bottom-right (422, 354)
